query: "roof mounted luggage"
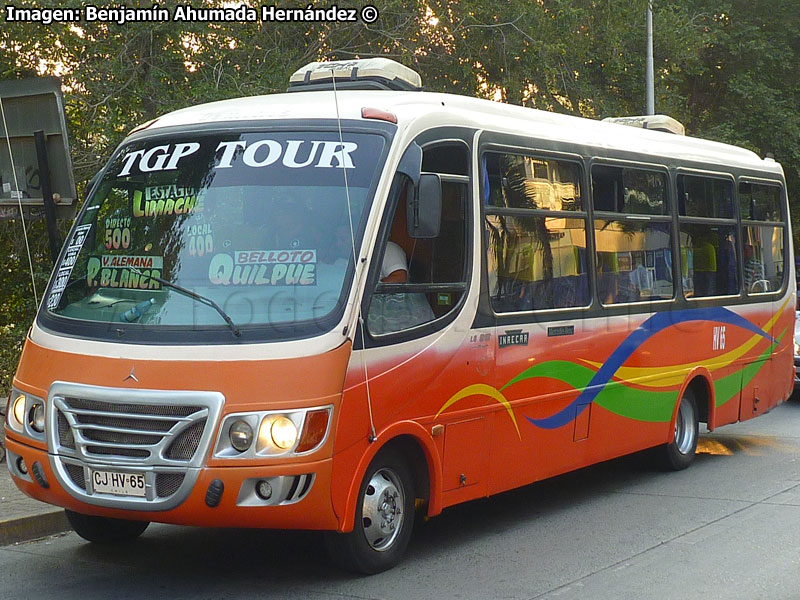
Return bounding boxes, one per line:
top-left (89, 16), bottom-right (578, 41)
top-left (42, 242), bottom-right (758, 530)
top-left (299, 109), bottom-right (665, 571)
top-left (288, 58), bottom-right (423, 92)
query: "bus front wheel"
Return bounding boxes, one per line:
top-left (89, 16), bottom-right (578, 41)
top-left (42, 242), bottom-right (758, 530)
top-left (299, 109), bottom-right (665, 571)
top-left (65, 509), bottom-right (149, 544)
top-left (658, 390), bottom-right (699, 471)
top-left (325, 450), bottom-right (416, 574)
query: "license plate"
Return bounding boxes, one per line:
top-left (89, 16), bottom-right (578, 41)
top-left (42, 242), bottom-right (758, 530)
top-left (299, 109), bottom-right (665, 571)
top-left (90, 469), bottom-right (146, 497)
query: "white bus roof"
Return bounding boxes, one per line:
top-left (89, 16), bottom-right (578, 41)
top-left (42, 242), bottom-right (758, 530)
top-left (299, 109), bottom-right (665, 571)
top-left (145, 90), bottom-right (780, 176)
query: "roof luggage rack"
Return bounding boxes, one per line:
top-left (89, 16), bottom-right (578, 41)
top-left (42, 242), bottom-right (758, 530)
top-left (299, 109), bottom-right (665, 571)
top-left (602, 114), bottom-right (685, 135)
top-left (288, 58), bottom-right (423, 92)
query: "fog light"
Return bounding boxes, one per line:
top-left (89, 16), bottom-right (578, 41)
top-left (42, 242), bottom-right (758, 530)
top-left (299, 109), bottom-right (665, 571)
top-left (255, 480), bottom-right (273, 500)
top-left (16, 456), bottom-right (28, 475)
top-left (229, 420), bottom-right (254, 452)
top-left (29, 403), bottom-right (45, 433)
top-left (271, 416), bottom-right (298, 450)
top-left (12, 395), bottom-right (26, 426)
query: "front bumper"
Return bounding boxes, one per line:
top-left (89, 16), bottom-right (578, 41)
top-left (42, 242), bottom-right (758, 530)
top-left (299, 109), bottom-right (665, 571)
top-left (5, 435), bottom-right (339, 530)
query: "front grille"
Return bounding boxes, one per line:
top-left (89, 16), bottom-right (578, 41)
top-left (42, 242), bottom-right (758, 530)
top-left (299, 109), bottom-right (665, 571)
top-left (166, 422), bottom-right (205, 460)
top-left (55, 396), bottom-right (208, 463)
top-left (65, 463), bottom-right (86, 490)
top-left (48, 383), bottom-right (224, 511)
top-left (156, 473), bottom-right (186, 497)
top-left (64, 397), bottom-right (198, 417)
top-left (86, 445), bottom-right (150, 458)
top-left (57, 411), bottom-right (75, 449)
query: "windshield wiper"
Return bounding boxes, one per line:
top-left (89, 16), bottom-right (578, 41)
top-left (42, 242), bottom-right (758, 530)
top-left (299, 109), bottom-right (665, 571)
top-left (129, 267), bottom-right (241, 337)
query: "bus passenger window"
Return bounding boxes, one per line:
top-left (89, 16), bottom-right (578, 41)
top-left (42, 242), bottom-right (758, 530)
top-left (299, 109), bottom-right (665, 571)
top-left (739, 182), bottom-right (786, 295)
top-left (590, 166), bottom-right (672, 304)
top-left (483, 151), bottom-right (589, 312)
top-left (680, 224), bottom-right (738, 297)
top-left (677, 174), bottom-right (739, 299)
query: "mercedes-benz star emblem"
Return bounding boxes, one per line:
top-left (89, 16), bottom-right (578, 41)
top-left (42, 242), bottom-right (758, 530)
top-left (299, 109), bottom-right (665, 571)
top-left (124, 367), bottom-right (139, 383)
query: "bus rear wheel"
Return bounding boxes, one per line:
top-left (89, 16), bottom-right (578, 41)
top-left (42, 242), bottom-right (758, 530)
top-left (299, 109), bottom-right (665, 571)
top-left (65, 509), bottom-right (149, 544)
top-left (325, 450), bottom-right (416, 574)
top-left (658, 389), bottom-right (699, 471)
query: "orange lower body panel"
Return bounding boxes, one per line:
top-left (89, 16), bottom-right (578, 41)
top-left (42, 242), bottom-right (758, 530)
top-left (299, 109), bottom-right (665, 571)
top-left (5, 435), bottom-right (339, 530)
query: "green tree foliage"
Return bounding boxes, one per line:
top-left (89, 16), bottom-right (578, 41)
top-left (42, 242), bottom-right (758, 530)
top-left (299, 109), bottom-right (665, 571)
top-left (0, 0), bottom-right (798, 392)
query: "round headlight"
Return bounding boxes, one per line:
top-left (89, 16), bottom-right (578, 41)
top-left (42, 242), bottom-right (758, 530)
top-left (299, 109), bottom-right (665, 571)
top-left (229, 420), bottom-right (254, 452)
top-left (270, 416), bottom-right (298, 450)
top-left (29, 403), bottom-right (45, 433)
top-left (12, 395), bottom-right (26, 426)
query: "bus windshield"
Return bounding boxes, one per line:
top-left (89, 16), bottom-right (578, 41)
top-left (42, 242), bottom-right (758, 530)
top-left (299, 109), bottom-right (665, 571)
top-left (45, 130), bottom-right (386, 341)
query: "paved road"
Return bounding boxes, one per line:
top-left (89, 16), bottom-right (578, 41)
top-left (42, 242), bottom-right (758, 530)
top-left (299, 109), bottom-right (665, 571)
top-left (2, 400), bottom-right (800, 600)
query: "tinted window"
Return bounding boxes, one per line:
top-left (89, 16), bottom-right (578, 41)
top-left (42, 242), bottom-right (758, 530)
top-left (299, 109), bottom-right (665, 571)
top-left (485, 214), bottom-right (590, 311)
top-left (592, 166), bottom-right (667, 215)
top-left (739, 182), bottom-right (781, 222)
top-left (680, 224), bottom-right (738, 297)
top-left (595, 219), bottom-right (674, 304)
top-left (678, 175), bottom-right (734, 218)
top-left (483, 153), bottom-right (582, 211)
top-left (743, 225), bottom-right (784, 294)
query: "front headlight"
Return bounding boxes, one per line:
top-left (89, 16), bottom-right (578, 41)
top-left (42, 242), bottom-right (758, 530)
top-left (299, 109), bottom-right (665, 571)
top-left (215, 406), bottom-right (331, 458)
top-left (269, 416), bottom-right (298, 450)
top-left (229, 420), bottom-right (254, 452)
top-left (29, 403), bottom-right (45, 433)
top-left (7, 389), bottom-right (46, 439)
top-left (12, 395), bottom-right (26, 428)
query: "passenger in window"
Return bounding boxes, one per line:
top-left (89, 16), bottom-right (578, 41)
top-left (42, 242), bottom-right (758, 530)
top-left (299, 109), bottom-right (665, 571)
top-left (381, 241), bottom-right (408, 283)
top-left (368, 240), bottom-right (435, 334)
top-left (629, 257), bottom-right (650, 299)
top-left (692, 233), bottom-right (717, 296)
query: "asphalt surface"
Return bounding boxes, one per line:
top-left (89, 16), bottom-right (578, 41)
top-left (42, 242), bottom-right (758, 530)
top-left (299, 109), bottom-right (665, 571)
top-left (1, 399), bottom-right (799, 600)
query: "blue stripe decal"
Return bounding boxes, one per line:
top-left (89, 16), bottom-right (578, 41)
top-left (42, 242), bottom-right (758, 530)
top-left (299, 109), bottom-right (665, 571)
top-left (526, 306), bottom-right (774, 430)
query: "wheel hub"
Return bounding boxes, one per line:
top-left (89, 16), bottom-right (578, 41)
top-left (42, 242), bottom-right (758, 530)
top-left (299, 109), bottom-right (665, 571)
top-left (361, 468), bottom-right (404, 551)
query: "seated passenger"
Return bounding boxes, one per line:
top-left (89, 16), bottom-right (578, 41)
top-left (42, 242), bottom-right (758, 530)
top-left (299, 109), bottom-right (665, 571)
top-left (368, 240), bottom-right (435, 334)
top-left (381, 241), bottom-right (409, 283)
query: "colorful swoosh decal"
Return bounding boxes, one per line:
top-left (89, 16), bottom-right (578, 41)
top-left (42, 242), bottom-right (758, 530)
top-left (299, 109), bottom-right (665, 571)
top-left (435, 383), bottom-right (521, 438)
top-left (526, 306), bottom-right (775, 429)
top-left (579, 299), bottom-right (788, 388)
top-left (437, 304), bottom-right (786, 433)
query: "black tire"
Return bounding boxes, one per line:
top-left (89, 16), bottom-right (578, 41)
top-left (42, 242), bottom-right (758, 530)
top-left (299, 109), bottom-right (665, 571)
top-left (325, 450), bottom-right (416, 574)
top-left (658, 389), bottom-right (699, 471)
top-left (65, 509), bottom-right (149, 544)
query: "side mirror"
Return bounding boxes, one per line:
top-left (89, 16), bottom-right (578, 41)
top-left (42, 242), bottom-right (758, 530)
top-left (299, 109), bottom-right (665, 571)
top-left (396, 142), bottom-right (422, 185)
top-left (407, 173), bottom-right (441, 238)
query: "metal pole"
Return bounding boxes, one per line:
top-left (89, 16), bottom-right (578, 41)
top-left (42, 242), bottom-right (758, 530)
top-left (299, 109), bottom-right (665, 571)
top-left (33, 129), bottom-right (61, 264)
top-left (646, 1), bottom-right (655, 115)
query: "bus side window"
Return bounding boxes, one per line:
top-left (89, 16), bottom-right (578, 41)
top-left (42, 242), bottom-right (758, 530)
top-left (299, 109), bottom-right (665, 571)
top-left (677, 174), bottom-right (740, 298)
top-left (483, 151), bottom-right (589, 312)
top-left (367, 142), bottom-right (470, 336)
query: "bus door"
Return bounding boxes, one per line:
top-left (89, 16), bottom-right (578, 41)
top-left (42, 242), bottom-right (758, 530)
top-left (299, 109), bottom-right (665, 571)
top-left (354, 137), bottom-right (489, 503)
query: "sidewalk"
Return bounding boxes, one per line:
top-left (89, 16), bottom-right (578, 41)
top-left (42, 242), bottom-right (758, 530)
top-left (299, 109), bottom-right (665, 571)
top-left (0, 459), bottom-right (70, 546)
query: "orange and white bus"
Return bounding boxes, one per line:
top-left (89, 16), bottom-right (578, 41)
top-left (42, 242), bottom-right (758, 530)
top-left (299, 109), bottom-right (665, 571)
top-left (5, 59), bottom-right (794, 573)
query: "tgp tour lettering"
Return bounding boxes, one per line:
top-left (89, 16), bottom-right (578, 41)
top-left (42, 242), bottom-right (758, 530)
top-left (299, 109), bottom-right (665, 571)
top-left (133, 186), bottom-right (202, 218)
top-left (87, 255), bottom-right (163, 289)
top-left (209, 249), bottom-right (316, 286)
top-left (118, 139), bottom-right (359, 176)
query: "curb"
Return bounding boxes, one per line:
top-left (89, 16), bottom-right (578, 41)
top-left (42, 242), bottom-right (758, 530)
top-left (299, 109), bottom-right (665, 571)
top-left (0, 509), bottom-right (71, 547)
